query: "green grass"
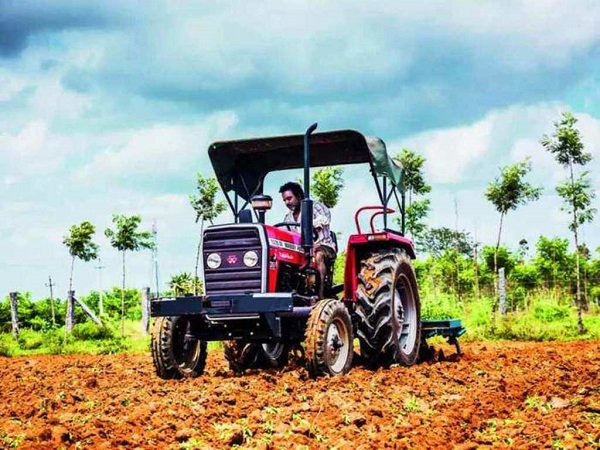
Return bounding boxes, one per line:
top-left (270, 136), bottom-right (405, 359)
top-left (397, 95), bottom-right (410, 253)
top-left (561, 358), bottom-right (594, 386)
top-left (421, 293), bottom-right (600, 342)
top-left (1, 298), bottom-right (599, 358)
top-left (0, 320), bottom-right (150, 357)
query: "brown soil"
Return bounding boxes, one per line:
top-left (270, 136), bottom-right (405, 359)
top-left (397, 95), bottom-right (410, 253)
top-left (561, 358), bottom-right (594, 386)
top-left (1, 340), bottom-right (598, 449)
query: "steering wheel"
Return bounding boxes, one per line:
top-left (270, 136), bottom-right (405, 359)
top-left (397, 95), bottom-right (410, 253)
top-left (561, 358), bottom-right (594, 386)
top-left (274, 222), bottom-right (319, 241)
top-left (274, 222), bottom-right (300, 230)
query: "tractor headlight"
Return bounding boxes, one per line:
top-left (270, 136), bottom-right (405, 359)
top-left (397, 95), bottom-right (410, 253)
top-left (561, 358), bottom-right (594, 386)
top-left (206, 253), bottom-right (222, 269)
top-left (243, 251), bottom-right (259, 267)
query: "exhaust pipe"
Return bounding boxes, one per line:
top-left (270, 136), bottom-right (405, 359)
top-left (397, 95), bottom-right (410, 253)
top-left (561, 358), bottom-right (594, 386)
top-left (301, 123), bottom-right (318, 259)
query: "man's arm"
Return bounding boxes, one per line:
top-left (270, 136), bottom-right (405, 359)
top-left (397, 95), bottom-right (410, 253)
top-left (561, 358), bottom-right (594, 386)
top-left (312, 202), bottom-right (331, 230)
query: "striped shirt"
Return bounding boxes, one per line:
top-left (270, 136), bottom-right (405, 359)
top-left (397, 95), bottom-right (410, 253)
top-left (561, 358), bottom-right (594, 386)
top-left (283, 201), bottom-right (336, 251)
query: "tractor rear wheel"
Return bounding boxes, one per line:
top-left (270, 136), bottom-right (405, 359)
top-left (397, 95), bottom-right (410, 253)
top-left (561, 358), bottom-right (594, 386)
top-left (151, 316), bottom-right (207, 379)
top-left (356, 248), bottom-right (421, 366)
top-left (305, 299), bottom-right (353, 377)
top-left (223, 341), bottom-right (263, 373)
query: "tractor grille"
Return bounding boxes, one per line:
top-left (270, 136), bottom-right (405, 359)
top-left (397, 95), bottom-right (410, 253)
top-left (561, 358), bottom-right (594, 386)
top-left (203, 226), bottom-right (264, 295)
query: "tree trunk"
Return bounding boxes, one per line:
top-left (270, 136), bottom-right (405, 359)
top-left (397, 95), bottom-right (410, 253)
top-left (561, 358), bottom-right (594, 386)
top-left (121, 250), bottom-right (126, 337)
top-left (66, 255), bottom-right (75, 329)
top-left (474, 243), bottom-right (480, 300)
top-left (583, 259), bottom-right (589, 311)
top-left (68, 255), bottom-right (75, 293)
top-left (141, 287), bottom-right (150, 334)
top-left (9, 292), bottom-right (19, 339)
top-left (66, 290), bottom-right (74, 333)
top-left (194, 220), bottom-right (209, 295)
top-left (568, 163), bottom-right (585, 334)
top-left (494, 212), bottom-right (504, 276)
top-left (194, 221), bottom-right (205, 295)
top-left (491, 212), bottom-right (505, 330)
top-left (49, 275), bottom-right (56, 326)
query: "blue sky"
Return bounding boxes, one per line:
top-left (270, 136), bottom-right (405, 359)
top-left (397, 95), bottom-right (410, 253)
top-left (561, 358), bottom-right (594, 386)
top-left (1, 1), bottom-right (600, 299)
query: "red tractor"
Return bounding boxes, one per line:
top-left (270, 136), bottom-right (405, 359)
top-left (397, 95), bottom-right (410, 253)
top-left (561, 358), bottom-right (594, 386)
top-left (151, 124), bottom-right (464, 378)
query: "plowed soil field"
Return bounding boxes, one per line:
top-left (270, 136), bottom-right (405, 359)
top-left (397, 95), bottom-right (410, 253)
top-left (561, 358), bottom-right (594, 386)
top-left (1, 340), bottom-right (598, 449)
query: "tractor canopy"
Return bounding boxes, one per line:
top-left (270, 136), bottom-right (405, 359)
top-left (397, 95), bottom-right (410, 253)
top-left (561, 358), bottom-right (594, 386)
top-left (208, 129), bottom-right (403, 202)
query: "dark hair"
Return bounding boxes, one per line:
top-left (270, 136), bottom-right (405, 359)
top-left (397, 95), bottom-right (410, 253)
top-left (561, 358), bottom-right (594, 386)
top-left (279, 181), bottom-right (304, 199)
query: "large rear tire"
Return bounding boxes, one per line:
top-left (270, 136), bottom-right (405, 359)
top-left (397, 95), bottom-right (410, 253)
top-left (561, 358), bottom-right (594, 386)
top-left (305, 299), bottom-right (353, 377)
top-left (356, 248), bottom-right (421, 366)
top-left (151, 316), bottom-right (207, 379)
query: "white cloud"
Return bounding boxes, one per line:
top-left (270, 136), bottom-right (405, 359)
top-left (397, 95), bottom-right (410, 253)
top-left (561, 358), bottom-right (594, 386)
top-left (395, 118), bottom-right (493, 183)
top-left (1, 2), bottom-right (600, 300)
top-left (76, 111), bottom-right (238, 179)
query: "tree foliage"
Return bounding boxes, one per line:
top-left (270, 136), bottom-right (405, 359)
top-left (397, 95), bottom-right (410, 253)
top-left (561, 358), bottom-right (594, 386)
top-left (485, 159), bottom-right (542, 218)
top-left (395, 148), bottom-right (431, 241)
top-left (556, 173), bottom-right (596, 232)
top-left (167, 272), bottom-right (201, 296)
top-left (189, 174), bottom-right (227, 225)
top-left (104, 215), bottom-right (154, 253)
top-left (63, 221), bottom-right (99, 292)
top-left (420, 226), bottom-right (475, 257)
top-left (541, 112), bottom-right (591, 167)
top-left (311, 166), bottom-right (345, 209)
top-left (396, 149), bottom-right (431, 198)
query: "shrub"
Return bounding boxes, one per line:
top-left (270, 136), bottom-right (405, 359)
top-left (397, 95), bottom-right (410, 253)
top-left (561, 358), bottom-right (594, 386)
top-left (0, 334), bottom-right (15, 357)
top-left (17, 329), bottom-right (44, 350)
top-left (421, 293), bottom-right (463, 320)
top-left (71, 322), bottom-right (115, 340)
top-left (532, 301), bottom-right (570, 323)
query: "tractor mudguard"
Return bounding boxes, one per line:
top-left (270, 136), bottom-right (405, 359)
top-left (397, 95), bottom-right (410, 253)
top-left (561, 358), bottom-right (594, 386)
top-left (343, 231), bottom-right (416, 301)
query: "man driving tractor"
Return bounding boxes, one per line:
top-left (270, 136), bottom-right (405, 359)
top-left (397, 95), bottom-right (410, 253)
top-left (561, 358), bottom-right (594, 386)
top-left (279, 181), bottom-right (336, 299)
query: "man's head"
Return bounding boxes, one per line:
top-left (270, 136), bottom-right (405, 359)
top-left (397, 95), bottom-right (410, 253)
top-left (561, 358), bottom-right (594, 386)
top-left (279, 181), bottom-right (304, 212)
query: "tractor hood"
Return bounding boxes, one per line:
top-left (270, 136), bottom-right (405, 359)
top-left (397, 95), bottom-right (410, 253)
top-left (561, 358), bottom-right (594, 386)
top-left (208, 129), bottom-right (404, 202)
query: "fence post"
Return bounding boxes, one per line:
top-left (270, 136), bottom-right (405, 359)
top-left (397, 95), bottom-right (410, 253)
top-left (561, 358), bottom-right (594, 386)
top-left (66, 290), bottom-right (75, 333)
top-left (141, 287), bottom-right (150, 334)
top-left (9, 292), bottom-right (19, 339)
top-left (498, 267), bottom-right (506, 316)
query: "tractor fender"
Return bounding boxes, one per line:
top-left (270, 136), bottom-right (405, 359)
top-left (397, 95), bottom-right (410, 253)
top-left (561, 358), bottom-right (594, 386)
top-left (343, 231), bottom-right (416, 301)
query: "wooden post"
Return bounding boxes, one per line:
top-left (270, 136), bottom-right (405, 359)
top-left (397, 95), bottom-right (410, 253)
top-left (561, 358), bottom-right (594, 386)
top-left (141, 287), bottom-right (150, 334)
top-left (66, 290), bottom-right (75, 333)
top-left (9, 292), bottom-right (19, 339)
top-left (498, 268), bottom-right (506, 316)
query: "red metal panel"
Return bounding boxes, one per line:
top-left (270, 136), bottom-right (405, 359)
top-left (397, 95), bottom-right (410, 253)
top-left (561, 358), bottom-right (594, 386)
top-left (265, 225), bottom-right (305, 292)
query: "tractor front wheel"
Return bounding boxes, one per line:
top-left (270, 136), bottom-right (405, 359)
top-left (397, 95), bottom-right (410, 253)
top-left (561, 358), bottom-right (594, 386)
top-left (356, 248), bottom-right (421, 367)
top-left (305, 299), bottom-right (353, 377)
top-left (224, 341), bottom-right (263, 373)
top-left (151, 316), bottom-right (207, 379)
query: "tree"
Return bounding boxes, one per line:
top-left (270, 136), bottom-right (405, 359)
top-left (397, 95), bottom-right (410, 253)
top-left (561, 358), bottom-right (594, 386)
top-left (167, 272), bottom-right (200, 297)
top-left (533, 236), bottom-right (573, 294)
top-left (419, 226), bottom-right (474, 258)
top-left (541, 111), bottom-right (596, 333)
top-left (395, 148), bottom-right (431, 243)
top-left (189, 174), bottom-right (227, 295)
top-left (485, 159), bottom-right (542, 275)
top-left (311, 167), bottom-right (345, 208)
top-left (63, 221), bottom-right (99, 293)
top-left (105, 214), bottom-right (154, 336)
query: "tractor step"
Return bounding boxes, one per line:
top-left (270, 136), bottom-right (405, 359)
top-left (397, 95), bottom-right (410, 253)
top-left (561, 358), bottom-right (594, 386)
top-left (420, 319), bottom-right (466, 355)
